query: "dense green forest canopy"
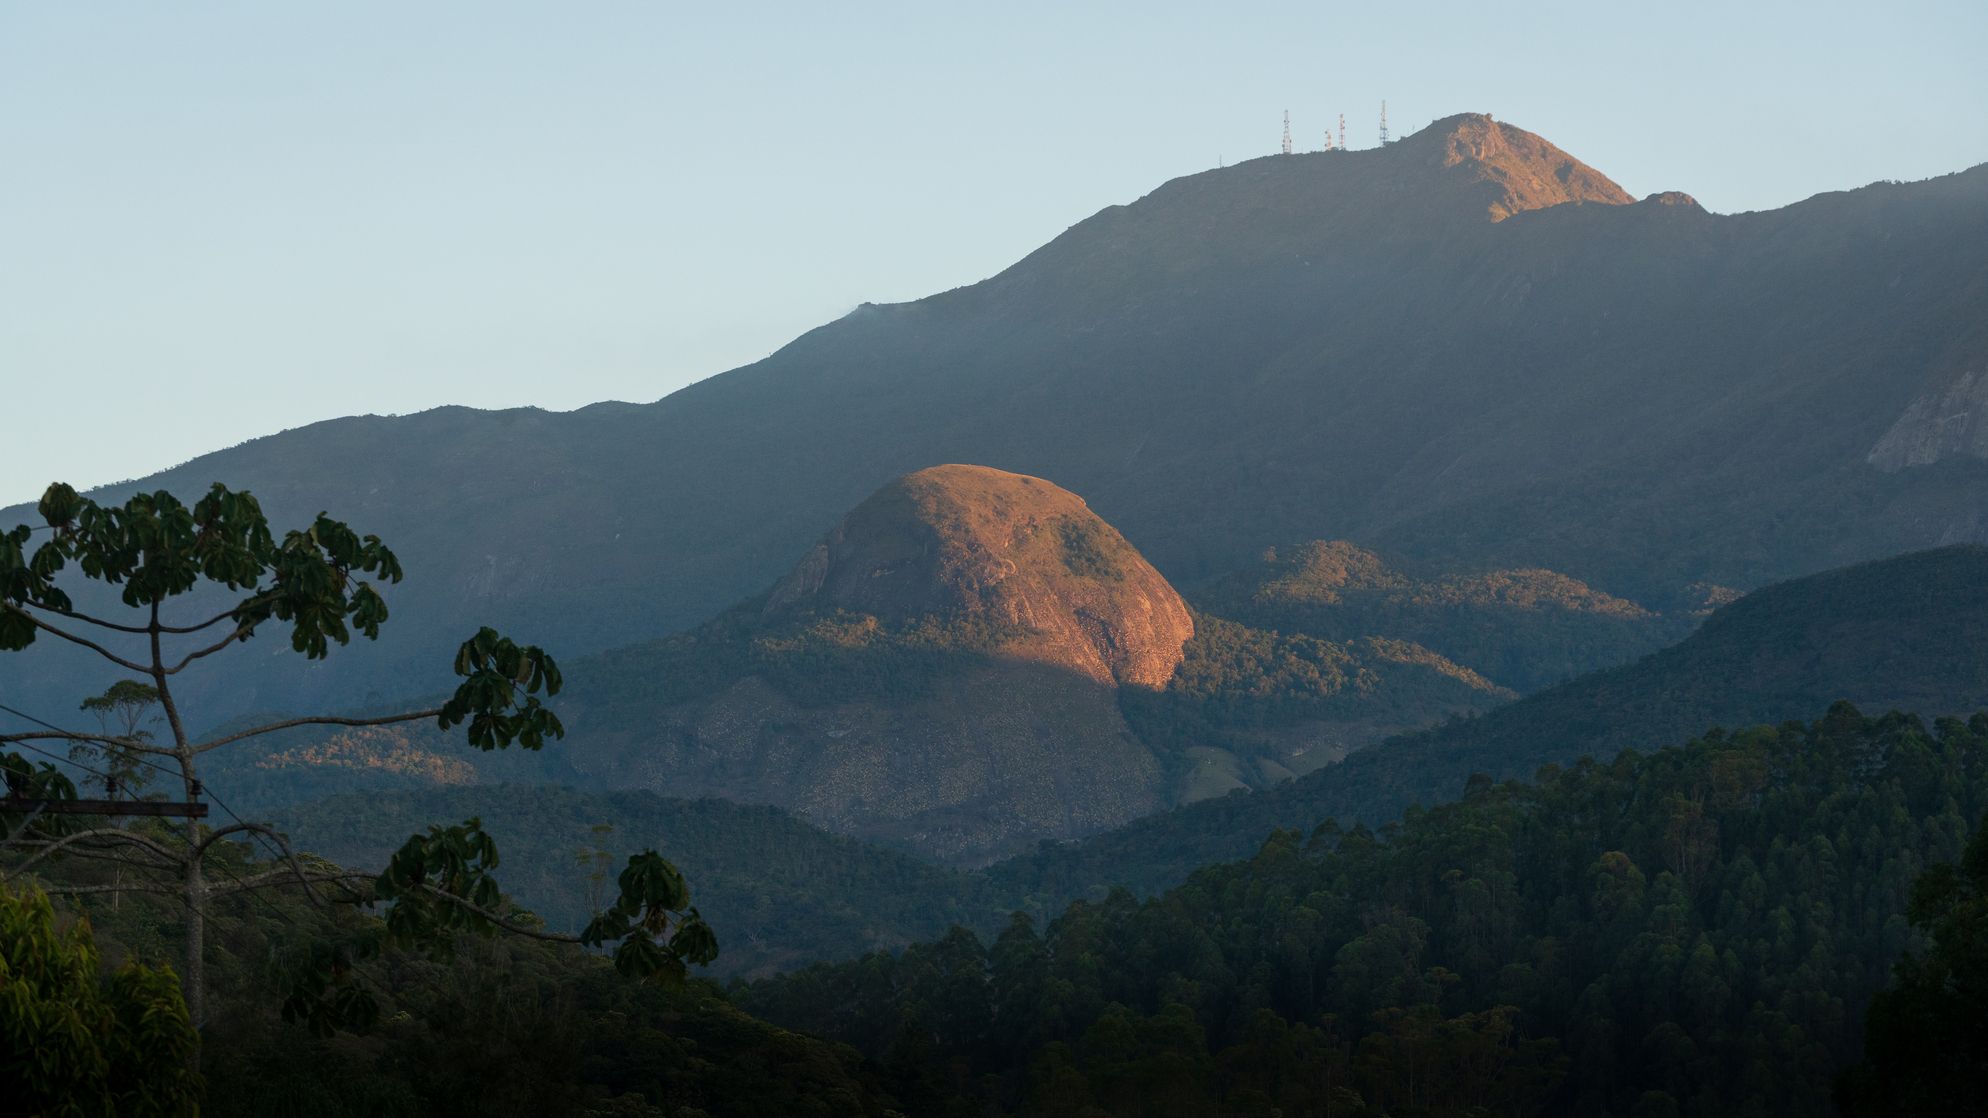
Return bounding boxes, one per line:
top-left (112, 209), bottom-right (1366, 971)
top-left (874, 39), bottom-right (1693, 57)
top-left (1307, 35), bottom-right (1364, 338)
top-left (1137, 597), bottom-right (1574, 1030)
top-left (35, 832), bottom-right (898, 1118)
top-left (269, 787), bottom-right (1006, 978)
top-left (739, 705), bottom-right (1988, 1117)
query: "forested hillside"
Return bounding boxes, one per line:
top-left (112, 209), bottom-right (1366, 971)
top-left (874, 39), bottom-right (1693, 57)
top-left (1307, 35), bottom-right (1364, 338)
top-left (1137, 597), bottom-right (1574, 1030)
top-left (270, 787), bottom-right (1003, 978)
top-left (198, 467), bottom-right (1507, 868)
top-left (992, 546), bottom-right (1988, 901)
top-left (739, 706), bottom-right (1988, 1116)
top-left (49, 836), bottom-right (900, 1118)
top-left (1192, 540), bottom-right (1700, 692)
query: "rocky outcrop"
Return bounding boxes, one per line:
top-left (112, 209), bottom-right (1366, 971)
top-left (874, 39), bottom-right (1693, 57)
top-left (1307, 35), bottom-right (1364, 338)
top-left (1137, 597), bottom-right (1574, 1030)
top-left (1403, 112), bottom-right (1635, 221)
top-left (765, 464), bottom-right (1194, 689)
top-left (1869, 368), bottom-right (1988, 470)
top-left (580, 663), bottom-right (1165, 864)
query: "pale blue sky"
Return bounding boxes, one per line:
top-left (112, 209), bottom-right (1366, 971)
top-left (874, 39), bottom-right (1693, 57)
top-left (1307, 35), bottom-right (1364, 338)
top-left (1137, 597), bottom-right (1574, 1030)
top-left (4, 1), bottom-right (1985, 508)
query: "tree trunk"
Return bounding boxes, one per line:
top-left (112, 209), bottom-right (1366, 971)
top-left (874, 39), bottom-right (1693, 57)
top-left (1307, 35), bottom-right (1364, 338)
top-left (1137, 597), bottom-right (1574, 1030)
top-left (151, 605), bottom-right (206, 1039)
top-left (183, 838), bottom-right (206, 1030)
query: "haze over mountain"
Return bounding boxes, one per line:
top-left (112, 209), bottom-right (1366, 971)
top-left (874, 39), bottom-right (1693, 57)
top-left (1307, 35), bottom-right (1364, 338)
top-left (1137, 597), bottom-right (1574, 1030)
top-left (220, 466), bottom-right (1504, 865)
top-left (557, 464), bottom-right (1192, 862)
top-left (7, 112), bottom-right (1986, 729)
top-left (205, 545), bottom-right (1988, 981)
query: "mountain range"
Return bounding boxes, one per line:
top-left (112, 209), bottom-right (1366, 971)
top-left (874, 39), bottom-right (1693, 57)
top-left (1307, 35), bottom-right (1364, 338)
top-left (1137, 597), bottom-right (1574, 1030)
top-left (243, 544), bottom-right (1988, 978)
top-left (220, 464), bottom-right (1510, 863)
top-left (990, 544), bottom-right (1988, 902)
top-left (14, 102), bottom-right (1988, 1118)
top-left (9, 112), bottom-right (1986, 732)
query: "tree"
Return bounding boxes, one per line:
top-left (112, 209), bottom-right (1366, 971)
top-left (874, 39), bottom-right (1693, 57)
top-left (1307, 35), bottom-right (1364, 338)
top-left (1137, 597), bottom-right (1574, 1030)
top-left (0, 879), bottom-right (202, 1115)
top-left (577, 821), bottom-right (616, 933)
top-left (0, 482), bottom-right (717, 1029)
top-left (74, 678), bottom-right (161, 801)
top-left (1837, 813), bottom-right (1988, 1114)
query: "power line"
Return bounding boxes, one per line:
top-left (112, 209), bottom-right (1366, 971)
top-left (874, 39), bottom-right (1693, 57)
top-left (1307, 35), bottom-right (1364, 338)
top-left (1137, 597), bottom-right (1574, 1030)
top-left (1, 699), bottom-right (307, 926)
top-left (2, 700), bottom-right (186, 784)
top-left (1, 699), bottom-right (290, 870)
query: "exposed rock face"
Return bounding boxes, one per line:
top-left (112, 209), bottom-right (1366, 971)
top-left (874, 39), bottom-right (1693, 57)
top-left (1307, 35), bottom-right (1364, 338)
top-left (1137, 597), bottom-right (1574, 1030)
top-left (544, 464), bottom-right (1196, 863)
top-left (589, 665), bottom-right (1165, 865)
top-left (1250, 540), bottom-right (1651, 618)
top-left (765, 464), bottom-right (1194, 689)
top-left (1643, 190), bottom-right (1702, 208)
top-left (1869, 368), bottom-right (1988, 470)
top-left (1401, 112), bottom-right (1634, 221)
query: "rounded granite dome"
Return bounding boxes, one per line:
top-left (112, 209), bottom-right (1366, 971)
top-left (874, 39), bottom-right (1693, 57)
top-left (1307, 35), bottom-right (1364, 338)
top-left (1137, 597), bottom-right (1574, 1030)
top-left (764, 464), bottom-right (1194, 689)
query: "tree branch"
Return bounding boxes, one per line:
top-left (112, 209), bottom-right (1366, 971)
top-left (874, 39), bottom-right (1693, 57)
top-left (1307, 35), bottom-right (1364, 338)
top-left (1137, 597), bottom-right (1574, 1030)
top-left (194, 709), bottom-right (443, 755)
top-left (17, 599), bottom-right (153, 635)
top-left (1, 730), bottom-right (181, 757)
top-left (0, 602), bottom-right (152, 674)
top-left (14, 843), bottom-right (181, 873)
top-left (157, 593), bottom-right (279, 635)
top-left (209, 865), bottom-right (581, 944)
top-left (3, 825), bottom-right (185, 878)
top-left (412, 882), bottom-right (582, 944)
top-left (207, 866), bottom-right (367, 897)
top-left (197, 822), bottom-right (328, 908)
top-left (164, 623), bottom-right (256, 675)
top-left (43, 880), bottom-right (184, 897)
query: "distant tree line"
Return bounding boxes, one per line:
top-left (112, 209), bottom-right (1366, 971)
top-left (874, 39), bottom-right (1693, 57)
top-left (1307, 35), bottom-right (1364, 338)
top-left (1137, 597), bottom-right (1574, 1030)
top-left (738, 705), bottom-right (1988, 1116)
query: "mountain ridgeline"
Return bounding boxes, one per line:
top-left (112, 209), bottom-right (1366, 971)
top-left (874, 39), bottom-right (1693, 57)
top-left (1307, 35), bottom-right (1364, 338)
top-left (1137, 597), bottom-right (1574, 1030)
top-left (9, 112), bottom-right (1985, 729)
top-left (1191, 539), bottom-right (1702, 693)
top-left (231, 542), bottom-right (1988, 984)
top-left (12, 106), bottom-right (1988, 1118)
top-left (990, 545), bottom-right (1988, 903)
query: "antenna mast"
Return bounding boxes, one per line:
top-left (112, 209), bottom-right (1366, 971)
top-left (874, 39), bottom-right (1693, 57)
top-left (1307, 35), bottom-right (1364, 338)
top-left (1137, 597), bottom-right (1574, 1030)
top-left (1281, 110), bottom-right (1293, 156)
top-left (1379, 100), bottom-right (1389, 145)
top-left (1338, 113), bottom-right (1346, 152)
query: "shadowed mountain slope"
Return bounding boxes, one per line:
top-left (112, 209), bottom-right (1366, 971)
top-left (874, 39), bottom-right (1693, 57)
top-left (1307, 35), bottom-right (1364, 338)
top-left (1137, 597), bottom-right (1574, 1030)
top-left (528, 467), bottom-right (1502, 863)
top-left (988, 545), bottom-right (1988, 900)
top-left (8, 113), bottom-right (1986, 726)
top-left (200, 467), bottom-right (1505, 868)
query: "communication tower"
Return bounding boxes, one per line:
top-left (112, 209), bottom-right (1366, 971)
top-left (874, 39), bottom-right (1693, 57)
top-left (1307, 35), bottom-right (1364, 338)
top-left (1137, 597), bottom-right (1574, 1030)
top-left (1338, 113), bottom-right (1346, 151)
top-left (1322, 130), bottom-right (1333, 152)
top-left (1281, 110), bottom-right (1293, 156)
top-left (1379, 100), bottom-right (1389, 145)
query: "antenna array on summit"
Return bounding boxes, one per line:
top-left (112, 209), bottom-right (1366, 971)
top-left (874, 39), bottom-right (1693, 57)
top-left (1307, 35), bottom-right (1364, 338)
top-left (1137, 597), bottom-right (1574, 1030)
top-left (1267, 103), bottom-right (1388, 156)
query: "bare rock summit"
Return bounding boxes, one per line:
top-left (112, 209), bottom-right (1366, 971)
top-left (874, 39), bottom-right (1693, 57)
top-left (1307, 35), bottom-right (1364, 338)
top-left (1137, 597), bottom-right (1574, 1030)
top-left (767, 464), bottom-right (1194, 689)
